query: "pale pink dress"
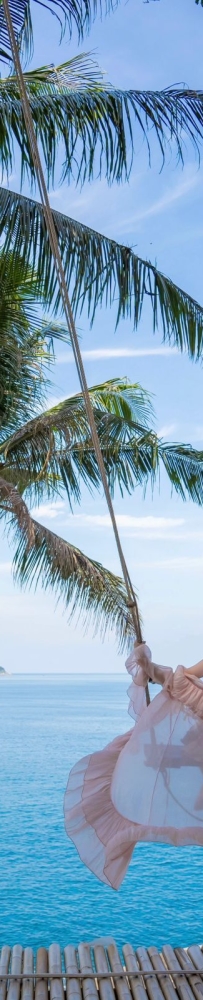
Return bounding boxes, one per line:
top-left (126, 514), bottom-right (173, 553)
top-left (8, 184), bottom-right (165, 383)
top-left (64, 644), bottom-right (203, 890)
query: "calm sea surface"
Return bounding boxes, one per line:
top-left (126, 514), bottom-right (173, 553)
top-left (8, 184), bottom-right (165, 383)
top-left (1, 674), bottom-right (203, 950)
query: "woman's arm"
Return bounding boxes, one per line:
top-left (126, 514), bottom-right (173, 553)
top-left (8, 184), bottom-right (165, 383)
top-left (150, 662), bottom-right (173, 687)
top-left (185, 659), bottom-right (203, 678)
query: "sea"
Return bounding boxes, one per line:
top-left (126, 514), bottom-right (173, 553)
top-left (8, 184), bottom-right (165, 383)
top-left (1, 673), bottom-right (203, 951)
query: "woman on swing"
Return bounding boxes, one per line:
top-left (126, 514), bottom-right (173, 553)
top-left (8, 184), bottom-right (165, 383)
top-left (64, 645), bottom-right (203, 889)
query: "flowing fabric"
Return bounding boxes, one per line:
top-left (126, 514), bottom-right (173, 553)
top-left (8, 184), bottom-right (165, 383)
top-left (64, 644), bottom-right (203, 890)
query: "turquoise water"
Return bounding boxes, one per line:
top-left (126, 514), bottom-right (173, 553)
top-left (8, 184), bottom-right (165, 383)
top-left (1, 674), bottom-right (203, 949)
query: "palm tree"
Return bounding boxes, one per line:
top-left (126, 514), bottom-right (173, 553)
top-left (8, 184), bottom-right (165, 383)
top-left (0, 0), bottom-right (203, 648)
top-left (0, 12), bottom-right (203, 358)
top-left (2, 250), bottom-right (203, 648)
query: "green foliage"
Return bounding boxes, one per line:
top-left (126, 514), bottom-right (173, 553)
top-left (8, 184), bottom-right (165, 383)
top-left (0, 474), bottom-right (133, 649)
top-left (1, 187), bottom-right (203, 359)
top-left (0, 0), bottom-right (119, 63)
top-left (0, 0), bottom-right (202, 649)
top-left (1, 365), bottom-right (203, 646)
top-left (13, 514), bottom-right (134, 650)
top-left (2, 379), bottom-right (203, 509)
top-left (0, 250), bottom-right (68, 434)
top-left (0, 57), bottom-right (203, 184)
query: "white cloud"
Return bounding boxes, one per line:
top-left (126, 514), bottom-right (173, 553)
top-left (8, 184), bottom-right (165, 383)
top-left (158, 423), bottom-right (177, 438)
top-left (57, 346), bottom-right (178, 365)
top-left (65, 513), bottom-right (185, 531)
top-left (120, 170), bottom-right (199, 233)
top-left (31, 501), bottom-right (65, 520)
top-left (63, 513), bottom-right (203, 541)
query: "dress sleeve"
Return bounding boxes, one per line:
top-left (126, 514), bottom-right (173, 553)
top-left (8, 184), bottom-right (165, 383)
top-left (125, 643), bottom-right (173, 722)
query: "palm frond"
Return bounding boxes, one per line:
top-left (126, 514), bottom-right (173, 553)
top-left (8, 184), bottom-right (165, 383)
top-left (0, 475), bottom-right (34, 540)
top-left (14, 518), bottom-right (134, 648)
top-left (0, 379), bottom-right (153, 504)
top-left (0, 249), bottom-right (69, 432)
top-left (0, 58), bottom-right (203, 182)
top-left (158, 440), bottom-right (203, 503)
top-left (0, 470), bottom-right (134, 647)
top-left (0, 0), bottom-right (118, 63)
top-left (1, 187), bottom-right (203, 358)
top-left (2, 379), bottom-right (203, 509)
top-left (95, 427), bottom-right (203, 504)
top-left (0, 485), bottom-right (133, 647)
top-left (0, 2), bottom-right (30, 62)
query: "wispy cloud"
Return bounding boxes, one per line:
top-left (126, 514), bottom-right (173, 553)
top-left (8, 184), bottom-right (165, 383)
top-left (120, 170), bottom-right (199, 233)
top-left (30, 507), bottom-right (185, 531)
top-left (31, 501), bottom-right (65, 520)
top-left (157, 423), bottom-right (177, 438)
top-left (65, 515), bottom-right (203, 542)
top-left (57, 346), bottom-right (178, 365)
top-left (28, 506), bottom-right (203, 545)
top-left (79, 514), bottom-right (184, 529)
top-left (30, 507), bottom-right (186, 538)
top-left (64, 513), bottom-right (185, 534)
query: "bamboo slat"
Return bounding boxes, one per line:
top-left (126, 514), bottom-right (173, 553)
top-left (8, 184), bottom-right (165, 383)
top-left (6, 946), bottom-right (23, 1000)
top-left (21, 949), bottom-right (34, 1000)
top-left (187, 951), bottom-right (203, 972)
top-left (175, 948), bottom-right (203, 1000)
top-left (0, 946), bottom-right (10, 1000)
top-left (49, 945), bottom-right (64, 1000)
top-left (35, 949), bottom-right (48, 1000)
top-left (135, 948), bottom-right (164, 1000)
top-left (64, 946), bottom-right (82, 1000)
top-left (93, 944), bottom-right (114, 1000)
top-left (122, 942), bottom-right (147, 1000)
top-left (77, 944), bottom-right (97, 1000)
top-left (107, 942), bottom-right (131, 1000)
top-left (162, 946), bottom-right (194, 1000)
top-left (147, 946), bottom-right (177, 1000)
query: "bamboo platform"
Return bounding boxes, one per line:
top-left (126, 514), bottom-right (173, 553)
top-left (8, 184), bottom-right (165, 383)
top-left (1, 942), bottom-right (203, 1000)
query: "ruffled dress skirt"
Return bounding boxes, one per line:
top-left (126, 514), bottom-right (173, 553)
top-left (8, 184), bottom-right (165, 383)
top-left (64, 646), bottom-right (203, 889)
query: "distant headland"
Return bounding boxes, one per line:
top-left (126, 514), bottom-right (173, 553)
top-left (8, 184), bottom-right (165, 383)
top-left (0, 666), bottom-right (9, 676)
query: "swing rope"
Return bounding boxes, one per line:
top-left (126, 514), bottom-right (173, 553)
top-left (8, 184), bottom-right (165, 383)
top-left (2, 0), bottom-right (150, 703)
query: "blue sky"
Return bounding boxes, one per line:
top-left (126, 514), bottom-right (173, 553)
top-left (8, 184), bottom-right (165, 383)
top-left (1, 0), bottom-right (203, 674)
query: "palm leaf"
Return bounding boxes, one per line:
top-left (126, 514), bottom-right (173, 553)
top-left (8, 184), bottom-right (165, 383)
top-left (0, 474), bottom-right (134, 647)
top-left (1, 186), bottom-right (203, 358)
top-left (0, 0), bottom-right (118, 62)
top-left (0, 379), bottom-right (153, 503)
top-left (0, 1), bottom-right (33, 63)
top-left (0, 475), bottom-right (35, 541)
top-left (14, 518), bottom-right (134, 648)
top-left (0, 248), bottom-right (69, 432)
top-left (0, 58), bottom-right (203, 182)
top-left (157, 440), bottom-right (203, 503)
top-left (2, 380), bottom-right (203, 508)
